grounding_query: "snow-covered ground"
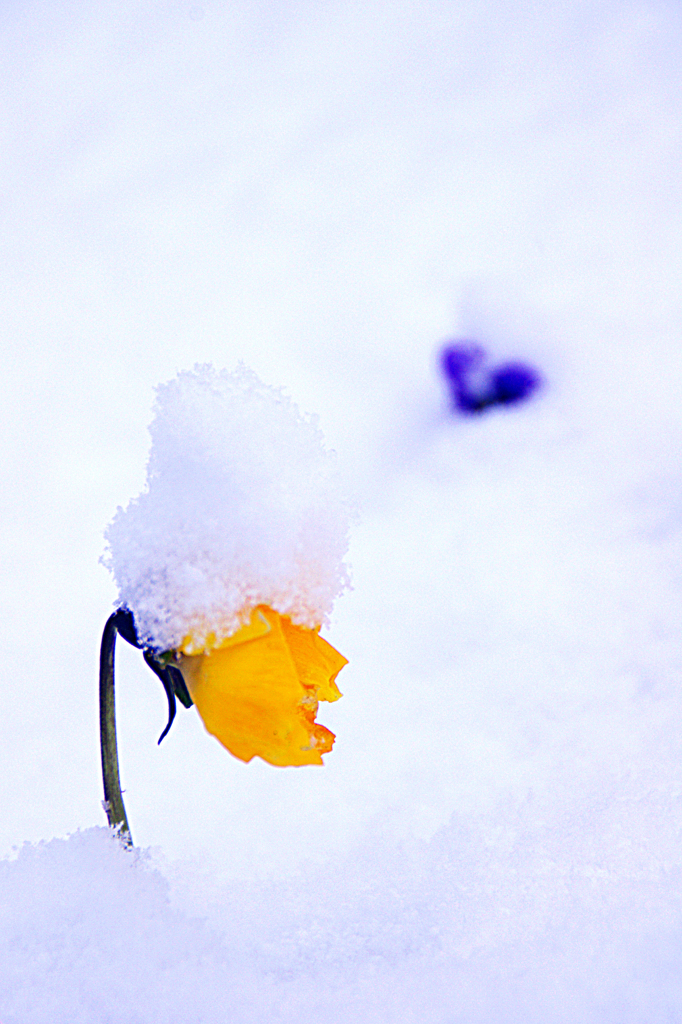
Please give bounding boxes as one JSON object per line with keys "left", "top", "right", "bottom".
{"left": 3, "top": 1, "right": 682, "bottom": 1019}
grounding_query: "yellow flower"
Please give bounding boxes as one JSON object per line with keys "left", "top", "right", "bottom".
{"left": 176, "top": 605, "right": 346, "bottom": 766}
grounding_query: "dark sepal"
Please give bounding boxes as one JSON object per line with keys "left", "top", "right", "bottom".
{"left": 167, "top": 664, "right": 194, "bottom": 709}
{"left": 143, "top": 649, "right": 177, "bottom": 744}
{"left": 112, "top": 608, "right": 194, "bottom": 742}
{"left": 111, "top": 608, "right": 142, "bottom": 649}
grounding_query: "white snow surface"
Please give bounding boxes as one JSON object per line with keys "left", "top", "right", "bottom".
{"left": 104, "top": 363, "right": 350, "bottom": 650}
{"left": 3, "top": 807, "right": 682, "bottom": 1023}
{"left": 3, "top": 0, "right": 682, "bottom": 1020}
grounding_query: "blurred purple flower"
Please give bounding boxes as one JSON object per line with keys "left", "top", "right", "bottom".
{"left": 440, "top": 341, "right": 542, "bottom": 414}
{"left": 440, "top": 342, "right": 485, "bottom": 380}
{"left": 490, "top": 363, "right": 541, "bottom": 404}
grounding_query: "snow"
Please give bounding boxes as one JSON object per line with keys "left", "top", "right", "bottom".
{"left": 104, "top": 363, "right": 350, "bottom": 651}
{"left": 3, "top": 800, "right": 682, "bottom": 1023}
{"left": 2, "top": 0, "right": 682, "bottom": 1020}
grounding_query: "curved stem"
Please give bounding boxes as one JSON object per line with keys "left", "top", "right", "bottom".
{"left": 99, "top": 613, "right": 133, "bottom": 847}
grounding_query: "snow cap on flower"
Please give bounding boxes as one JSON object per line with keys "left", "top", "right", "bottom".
{"left": 103, "top": 363, "right": 350, "bottom": 652}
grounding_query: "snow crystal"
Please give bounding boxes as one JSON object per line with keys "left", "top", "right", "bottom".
{"left": 103, "top": 364, "right": 350, "bottom": 652}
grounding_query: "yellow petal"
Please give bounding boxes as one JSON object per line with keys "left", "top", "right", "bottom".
{"left": 279, "top": 615, "right": 345, "bottom": 703}
{"left": 178, "top": 606, "right": 346, "bottom": 767}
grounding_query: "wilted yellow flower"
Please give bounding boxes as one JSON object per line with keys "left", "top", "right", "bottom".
{"left": 176, "top": 605, "right": 346, "bottom": 766}
{"left": 100, "top": 366, "right": 351, "bottom": 843}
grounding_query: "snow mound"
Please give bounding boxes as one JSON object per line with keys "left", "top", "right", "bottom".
{"left": 103, "top": 364, "right": 350, "bottom": 651}
{"left": 0, "top": 829, "right": 266, "bottom": 1024}
{"left": 3, "top": 807, "right": 682, "bottom": 1024}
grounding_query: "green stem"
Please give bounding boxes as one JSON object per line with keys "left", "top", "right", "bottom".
{"left": 99, "top": 613, "right": 133, "bottom": 847}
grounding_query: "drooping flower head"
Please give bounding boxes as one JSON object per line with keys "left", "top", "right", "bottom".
{"left": 103, "top": 364, "right": 350, "bottom": 766}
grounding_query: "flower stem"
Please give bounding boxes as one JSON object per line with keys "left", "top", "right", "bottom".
{"left": 99, "top": 613, "right": 133, "bottom": 847}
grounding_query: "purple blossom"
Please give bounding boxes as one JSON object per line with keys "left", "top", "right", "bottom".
{"left": 490, "top": 363, "right": 542, "bottom": 405}
{"left": 440, "top": 341, "right": 542, "bottom": 414}
{"left": 440, "top": 342, "right": 485, "bottom": 380}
